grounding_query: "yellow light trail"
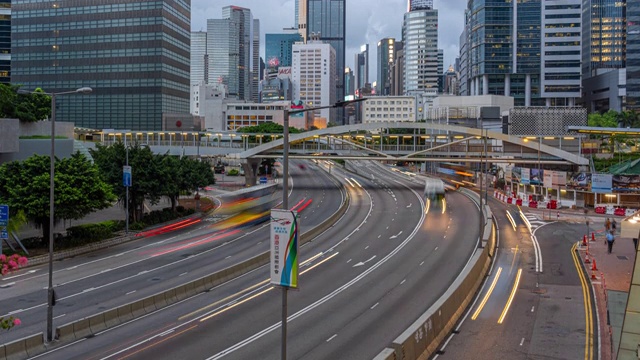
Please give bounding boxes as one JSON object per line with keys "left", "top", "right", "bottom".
{"left": 505, "top": 210, "right": 517, "bottom": 231}
{"left": 497, "top": 268, "right": 522, "bottom": 324}
{"left": 471, "top": 267, "right": 502, "bottom": 320}
{"left": 425, "top": 199, "right": 431, "bottom": 215}
{"left": 441, "top": 198, "right": 447, "bottom": 214}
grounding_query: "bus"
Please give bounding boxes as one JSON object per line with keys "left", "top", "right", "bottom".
{"left": 424, "top": 178, "right": 446, "bottom": 213}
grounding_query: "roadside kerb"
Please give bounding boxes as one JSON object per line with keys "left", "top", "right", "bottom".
{"left": 1, "top": 333, "right": 45, "bottom": 360}
{"left": 38, "top": 183, "right": 349, "bottom": 354}
{"left": 374, "top": 187, "right": 496, "bottom": 360}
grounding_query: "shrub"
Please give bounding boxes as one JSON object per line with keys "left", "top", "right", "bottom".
{"left": 66, "top": 222, "right": 115, "bottom": 246}
{"left": 227, "top": 168, "right": 240, "bottom": 176}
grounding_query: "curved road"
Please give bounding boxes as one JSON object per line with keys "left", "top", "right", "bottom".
{"left": 38, "top": 161, "right": 483, "bottom": 360}
{"left": 0, "top": 160, "right": 342, "bottom": 344}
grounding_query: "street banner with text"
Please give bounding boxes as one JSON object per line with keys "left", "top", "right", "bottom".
{"left": 270, "top": 209, "right": 299, "bottom": 288}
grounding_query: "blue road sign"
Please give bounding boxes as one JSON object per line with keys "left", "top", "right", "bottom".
{"left": 259, "top": 177, "right": 268, "bottom": 184}
{"left": 0, "top": 204, "right": 8, "bottom": 227}
{"left": 0, "top": 228, "right": 7, "bottom": 240}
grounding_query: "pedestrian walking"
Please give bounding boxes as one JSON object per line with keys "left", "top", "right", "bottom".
{"left": 606, "top": 230, "right": 615, "bottom": 254}
{"left": 605, "top": 218, "right": 611, "bottom": 232}
{"left": 612, "top": 218, "right": 617, "bottom": 233}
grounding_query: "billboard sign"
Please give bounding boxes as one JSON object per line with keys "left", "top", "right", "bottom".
{"left": 543, "top": 171, "right": 553, "bottom": 188}
{"left": 277, "top": 66, "right": 292, "bottom": 79}
{"left": 553, "top": 171, "right": 567, "bottom": 186}
{"left": 521, "top": 168, "right": 530, "bottom": 185}
{"left": 591, "top": 174, "right": 613, "bottom": 193}
{"left": 0, "top": 204, "right": 8, "bottom": 240}
{"left": 270, "top": 209, "right": 299, "bottom": 288}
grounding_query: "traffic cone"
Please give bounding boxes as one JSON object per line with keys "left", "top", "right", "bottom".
{"left": 592, "top": 258, "right": 598, "bottom": 271}
{"left": 591, "top": 232, "right": 596, "bottom": 242}
{"left": 585, "top": 250, "right": 591, "bottom": 264}
{"left": 591, "top": 269, "right": 597, "bottom": 280}
{"left": 582, "top": 235, "right": 587, "bottom": 247}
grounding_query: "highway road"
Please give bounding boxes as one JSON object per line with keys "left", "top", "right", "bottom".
{"left": 37, "top": 161, "right": 483, "bottom": 360}
{"left": 437, "top": 196, "right": 596, "bottom": 360}
{"left": 0, "top": 160, "right": 343, "bottom": 345}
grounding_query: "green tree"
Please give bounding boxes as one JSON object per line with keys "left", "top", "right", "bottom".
{"left": 0, "top": 84, "right": 51, "bottom": 122}
{"left": 588, "top": 110, "right": 618, "bottom": 128}
{"left": 0, "top": 153, "right": 115, "bottom": 244}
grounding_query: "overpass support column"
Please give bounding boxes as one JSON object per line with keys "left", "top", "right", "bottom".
{"left": 242, "top": 158, "right": 261, "bottom": 186}
{"left": 504, "top": 74, "right": 511, "bottom": 96}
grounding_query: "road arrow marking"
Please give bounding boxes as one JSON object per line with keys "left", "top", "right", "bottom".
{"left": 353, "top": 255, "right": 376, "bottom": 267}
{"left": 390, "top": 231, "right": 403, "bottom": 239}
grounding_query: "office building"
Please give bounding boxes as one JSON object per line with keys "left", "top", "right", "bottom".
{"left": 292, "top": 41, "right": 336, "bottom": 122}
{"left": 390, "top": 42, "right": 404, "bottom": 96}
{"left": 305, "top": 0, "right": 346, "bottom": 122}
{"left": 629, "top": 0, "right": 640, "bottom": 110}
{"left": 208, "top": 6, "right": 258, "bottom": 101}
{"left": 410, "top": 0, "right": 433, "bottom": 11}
{"left": 377, "top": 38, "right": 396, "bottom": 96}
{"left": 192, "top": 83, "right": 228, "bottom": 130}
{"left": 0, "top": 0, "right": 9, "bottom": 84}
{"left": 541, "top": 0, "right": 582, "bottom": 106}
{"left": 437, "top": 49, "right": 444, "bottom": 93}
{"left": 345, "top": 67, "right": 355, "bottom": 97}
{"left": 362, "top": 96, "right": 416, "bottom": 123}
{"left": 355, "top": 44, "right": 369, "bottom": 91}
{"left": 458, "top": 22, "right": 470, "bottom": 96}
{"left": 265, "top": 30, "right": 302, "bottom": 68}
{"left": 252, "top": 19, "right": 261, "bottom": 103}
{"left": 402, "top": 4, "right": 439, "bottom": 94}
{"left": 581, "top": 0, "right": 627, "bottom": 112}
{"left": 11, "top": 0, "right": 191, "bottom": 130}
{"left": 191, "top": 32, "right": 208, "bottom": 88}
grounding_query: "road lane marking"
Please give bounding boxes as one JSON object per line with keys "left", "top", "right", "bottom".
{"left": 54, "top": 314, "right": 66, "bottom": 320}
{"left": 520, "top": 338, "right": 525, "bottom": 346}
{"left": 371, "top": 302, "right": 379, "bottom": 309}
{"left": 571, "top": 242, "right": 594, "bottom": 360}
{"left": 326, "top": 334, "right": 337, "bottom": 342}
{"left": 400, "top": 279, "right": 406, "bottom": 285}
{"left": 126, "top": 290, "right": 136, "bottom": 295}
{"left": 498, "top": 268, "right": 522, "bottom": 324}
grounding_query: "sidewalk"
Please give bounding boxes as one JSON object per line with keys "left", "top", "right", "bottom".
{"left": 519, "top": 201, "right": 634, "bottom": 360}
{"left": 576, "top": 225, "right": 634, "bottom": 360}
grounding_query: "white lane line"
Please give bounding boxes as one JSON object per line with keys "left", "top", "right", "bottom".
{"left": 126, "top": 290, "right": 136, "bottom": 295}
{"left": 82, "top": 288, "right": 95, "bottom": 293}
{"left": 520, "top": 338, "right": 525, "bottom": 346}
{"left": 400, "top": 279, "right": 406, "bottom": 285}
{"left": 326, "top": 334, "right": 337, "bottom": 342}
{"left": 420, "top": 261, "right": 424, "bottom": 266}
{"left": 531, "top": 306, "right": 535, "bottom": 312}
{"left": 371, "top": 302, "right": 379, "bottom": 309}
{"left": 225, "top": 256, "right": 232, "bottom": 259}
{"left": 54, "top": 314, "right": 66, "bottom": 320}
{"left": 8, "top": 309, "right": 23, "bottom": 315}
{"left": 435, "top": 247, "right": 439, "bottom": 251}
{"left": 159, "top": 329, "right": 175, "bottom": 337}
{"left": 346, "top": 259, "right": 351, "bottom": 264}
{"left": 0, "top": 282, "right": 15, "bottom": 288}
{"left": 365, "top": 246, "right": 369, "bottom": 250}
{"left": 179, "top": 272, "right": 188, "bottom": 277}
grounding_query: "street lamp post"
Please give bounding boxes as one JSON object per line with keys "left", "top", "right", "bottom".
{"left": 279, "top": 97, "right": 366, "bottom": 360}
{"left": 19, "top": 86, "right": 92, "bottom": 342}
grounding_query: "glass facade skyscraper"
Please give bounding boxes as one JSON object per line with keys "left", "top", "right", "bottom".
{"left": 355, "top": 44, "right": 368, "bottom": 90}
{"left": 582, "top": 0, "right": 626, "bottom": 76}
{"left": 11, "top": 0, "right": 191, "bottom": 130}
{"left": 306, "top": 0, "right": 345, "bottom": 121}
{"left": 377, "top": 38, "right": 395, "bottom": 95}
{"left": 628, "top": 0, "right": 640, "bottom": 110}
{"left": 402, "top": 7, "right": 439, "bottom": 93}
{"left": 265, "top": 32, "right": 302, "bottom": 68}
{"left": 0, "top": 0, "right": 9, "bottom": 84}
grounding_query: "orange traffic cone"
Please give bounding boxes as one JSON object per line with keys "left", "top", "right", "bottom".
{"left": 585, "top": 251, "right": 591, "bottom": 264}
{"left": 592, "top": 258, "right": 598, "bottom": 271}
{"left": 582, "top": 235, "right": 587, "bottom": 247}
{"left": 591, "top": 269, "right": 597, "bottom": 280}
{"left": 591, "top": 232, "right": 596, "bottom": 242}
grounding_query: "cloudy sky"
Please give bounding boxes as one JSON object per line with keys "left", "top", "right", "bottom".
{"left": 192, "top": 0, "right": 465, "bottom": 82}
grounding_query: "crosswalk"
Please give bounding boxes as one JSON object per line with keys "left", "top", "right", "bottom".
{"left": 520, "top": 212, "right": 548, "bottom": 232}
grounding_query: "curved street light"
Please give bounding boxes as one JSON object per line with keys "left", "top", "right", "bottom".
{"left": 18, "top": 86, "right": 93, "bottom": 342}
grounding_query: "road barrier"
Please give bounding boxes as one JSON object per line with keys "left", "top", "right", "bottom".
{"left": 374, "top": 187, "right": 496, "bottom": 360}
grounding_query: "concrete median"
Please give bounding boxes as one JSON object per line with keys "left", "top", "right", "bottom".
{"left": 72, "top": 317, "right": 92, "bottom": 340}
{"left": 130, "top": 299, "right": 146, "bottom": 319}
{"left": 153, "top": 292, "right": 168, "bottom": 309}
{"left": 117, "top": 303, "right": 134, "bottom": 323}
{"left": 103, "top": 308, "right": 121, "bottom": 328}
{"left": 3, "top": 335, "right": 28, "bottom": 360}
{"left": 56, "top": 322, "right": 76, "bottom": 343}
{"left": 88, "top": 312, "right": 107, "bottom": 334}
{"left": 3, "top": 333, "right": 45, "bottom": 360}
{"left": 142, "top": 297, "right": 157, "bottom": 314}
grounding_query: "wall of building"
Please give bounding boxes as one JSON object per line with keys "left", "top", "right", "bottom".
{"left": 582, "top": 68, "right": 626, "bottom": 113}
{"left": 363, "top": 96, "right": 416, "bottom": 123}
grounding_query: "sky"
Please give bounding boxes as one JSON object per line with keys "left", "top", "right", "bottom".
{"left": 192, "top": 0, "right": 465, "bottom": 84}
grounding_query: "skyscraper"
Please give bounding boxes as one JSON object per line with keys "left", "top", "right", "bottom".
{"left": 628, "top": 0, "right": 640, "bottom": 110}
{"left": 11, "top": 0, "right": 191, "bottom": 130}
{"left": 462, "top": 0, "right": 542, "bottom": 106}
{"left": 541, "top": 0, "right": 582, "bottom": 106}
{"left": 265, "top": 30, "right": 302, "bottom": 68}
{"left": 410, "top": 0, "right": 433, "bottom": 11}
{"left": 208, "top": 6, "right": 258, "bottom": 101}
{"left": 0, "top": 0, "right": 9, "bottom": 84}
{"left": 377, "top": 38, "right": 396, "bottom": 95}
{"left": 252, "top": 19, "right": 261, "bottom": 102}
{"left": 292, "top": 40, "right": 336, "bottom": 121}
{"left": 581, "top": 0, "right": 627, "bottom": 112}
{"left": 354, "top": 44, "right": 369, "bottom": 91}
{"left": 191, "top": 32, "right": 208, "bottom": 87}
{"left": 437, "top": 49, "right": 444, "bottom": 93}
{"left": 402, "top": 4, "right": 439, "bottom": 94}
{"left": 345, "top": 67, "right": 355, "bottom": 97}
{"left": 306, "top": 0, "right": 346, "bottom": 120}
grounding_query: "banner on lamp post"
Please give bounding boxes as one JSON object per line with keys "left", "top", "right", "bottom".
{"left": 270, "top": 209, "right": 299, "bottom": 288}
{"left": 123, "top": 166, "right": 132, "bottom": 187}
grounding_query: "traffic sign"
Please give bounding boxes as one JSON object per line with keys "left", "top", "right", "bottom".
{"left": 260, "top": 177, "right": 268, "bottom": 184}
{"left": 0, "top": 227, "right": 7, "bottom": 240}
{"left": 0, "top": 204, "right": 8, "bottom": 227}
